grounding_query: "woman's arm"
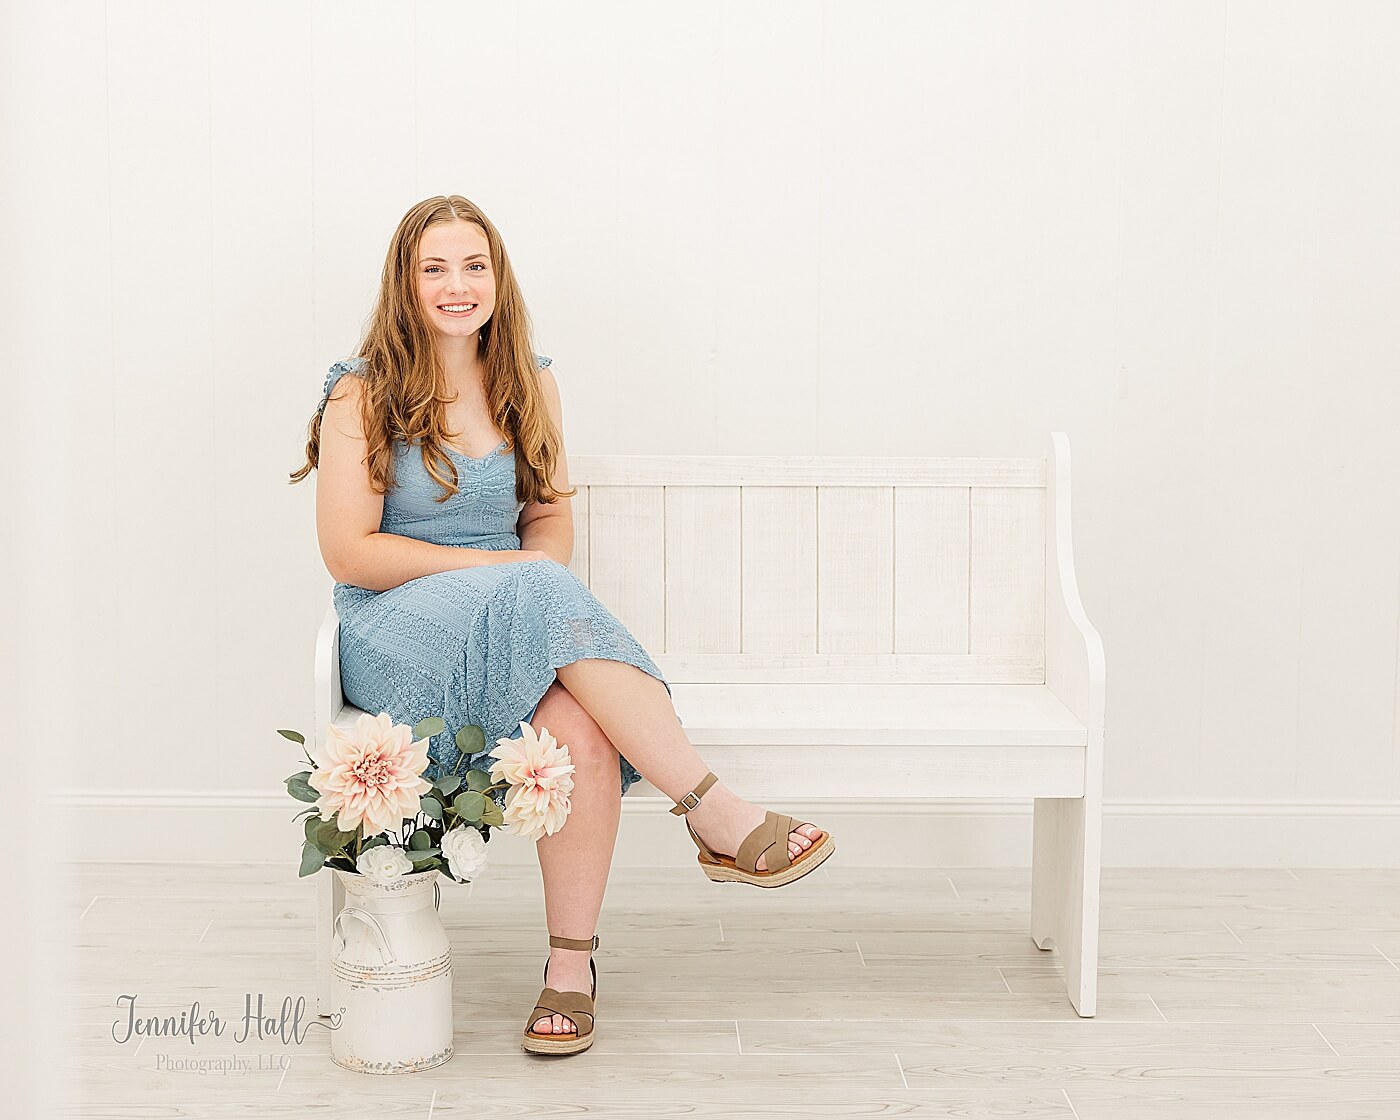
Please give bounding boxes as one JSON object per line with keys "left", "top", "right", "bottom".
{"left": 330, "top": 532, "right": 522, "bottom": 593}
{"left": 516, "top": 362, "right": 575, "bottom": 567}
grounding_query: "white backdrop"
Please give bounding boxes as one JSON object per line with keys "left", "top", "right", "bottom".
{"left": 8, "top": 0, "right": 1399, "bottom": 868}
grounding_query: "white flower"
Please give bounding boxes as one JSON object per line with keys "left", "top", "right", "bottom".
{"left": 441, "top": 825, "right": 489, "bottom": 881}
{"left": 355, "top": 845, "right": 414, "bottom": 885}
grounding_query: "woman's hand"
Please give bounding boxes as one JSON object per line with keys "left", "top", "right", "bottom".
{"left": 502, "top": 549, "right": 550, "bottom": 564}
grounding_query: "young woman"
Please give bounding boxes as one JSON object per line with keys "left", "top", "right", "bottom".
{"left": 291, "top": 195, "right": 834, "bottom": 1055}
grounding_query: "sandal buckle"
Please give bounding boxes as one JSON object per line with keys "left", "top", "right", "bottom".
{"left": 679, "top": 791, "right": 701, "bottom": 811}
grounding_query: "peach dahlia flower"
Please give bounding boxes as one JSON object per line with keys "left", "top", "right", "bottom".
{"left": 488, "top": 721, "right": 576, "bottom": 842}
{"left": 309, "top": 712, "right": 433, "bottom": 836}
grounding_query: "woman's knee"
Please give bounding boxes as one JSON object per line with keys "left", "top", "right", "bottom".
{"left": 530, "top": 680, "right": 617, "bottom": 769}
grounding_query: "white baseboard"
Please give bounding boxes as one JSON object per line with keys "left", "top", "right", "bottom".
{"left": 52, "top": 789, "right": 1400, "bottom": 868}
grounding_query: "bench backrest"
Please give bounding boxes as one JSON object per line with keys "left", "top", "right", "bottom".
{"left": 564, "top": 454, "right": 1047, "bottom": 685}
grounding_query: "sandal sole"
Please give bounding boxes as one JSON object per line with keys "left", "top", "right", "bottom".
{"left": 698, "top": 831, "right": 835, "bottom": 887}
{"left": 522, "top": 1030, "right": 595, "bottom": 1055}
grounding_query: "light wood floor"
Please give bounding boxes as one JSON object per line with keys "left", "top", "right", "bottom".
{"left": 57, "top": 861, "right": 1400, "bottom": 1118}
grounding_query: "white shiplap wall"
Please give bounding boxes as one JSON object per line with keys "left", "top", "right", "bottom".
{"left": 11, "top": 0, "right": 1400, "bottom": 865}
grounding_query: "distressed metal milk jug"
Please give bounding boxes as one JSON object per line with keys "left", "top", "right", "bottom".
{"left": 330, "top": 868, "right": 454, "bottom": 1073}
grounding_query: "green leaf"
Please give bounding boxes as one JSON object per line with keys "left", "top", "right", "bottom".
{"left": 277, "top": 729, "right": 306, "bottom": 745}
{"left": 298, "top": 839, "right": 324, "bottom": 878}
{"left": 291, "top": 807, "right": 319, "bottom": 822}
{"left": 465, "top": 769, "right": 493, "bottom": 792}
{"left": 454, "top": 725, "right": 485, "bottom": 756}
{"left": 480, "top": 801, "right": 504, "bottom": 827}
{"left": 408, "top": 829, "right": 433, "bottom": 851}
{"left": 407, "top": 847, "right": 441, "bottom": 862}
{"left": 435, "top": 774, "right": 461, "bottom": 797}
{"left": 420, "top": 795, "right": 444, "bottom": 822}
{"left": 313, "top": 818, "right": 356, "bottom": 855}
{"left": 414, "top": 716, "right": 446, "bottom": 739}
{"left": 360, "top": 835, "right": 389, "bottom": 851}
{"left": 453, "top": 790, "right": 486, "bottom": 823}
{"left": 304, "top": 815, "right": 324, "bottom": 844}
{"left": 285, "top": 775, "right": 319, "bottom": 804}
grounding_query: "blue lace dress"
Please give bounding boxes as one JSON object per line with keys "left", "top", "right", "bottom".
{"left": 317, "top": 354, "right": 673, "bottom": 797}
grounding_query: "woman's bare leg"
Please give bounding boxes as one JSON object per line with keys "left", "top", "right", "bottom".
{"left": 552, "top": 659, "right": 824, "bottom": 870}
{"left": 526, "top": 680, "right": 622, "bottom": 1036}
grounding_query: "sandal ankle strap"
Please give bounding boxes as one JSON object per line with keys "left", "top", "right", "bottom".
{"left": 549, "top": 933, "right": 599, "bottom": 951}
{"left": 669, "top": 771, "right": 719, "bottom": 815}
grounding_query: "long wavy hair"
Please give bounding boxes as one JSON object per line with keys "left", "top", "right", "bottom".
{"left": 289, "top": 195, "right": 576, "bottom": 507}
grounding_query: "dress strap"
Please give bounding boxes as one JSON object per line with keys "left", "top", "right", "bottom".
{"left": 318, "top": 357, "right": 367, "bottom": 416}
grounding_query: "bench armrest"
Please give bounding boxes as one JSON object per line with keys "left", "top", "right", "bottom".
{"left": 1044, "top": 432, "right": 1106, "bottom": 744}
{"left": 312, "top": 598, "right": 344, "bottom": 758}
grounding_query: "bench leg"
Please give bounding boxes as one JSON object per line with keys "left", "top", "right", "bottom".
{"left": 315, "top": 869, "right": 345, "bottom": 1018}
{"left": 1030, "top": 795, "right": 1102, "bottom": 1017}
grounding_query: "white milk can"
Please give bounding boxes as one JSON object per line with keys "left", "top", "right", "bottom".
{"left": 330, "top": 868, "right": 454, "bottom": 1074}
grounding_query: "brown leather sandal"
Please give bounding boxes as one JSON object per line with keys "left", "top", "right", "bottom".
{"left": 670, "top": 771, "right": 835, "bottom": 887}
{"left": 521, "top": 933, "right": 598, "bottom": 1055}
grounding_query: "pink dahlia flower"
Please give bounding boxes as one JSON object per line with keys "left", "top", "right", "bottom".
{"left": 309, "top": 712, "right": 433, "bottom": 836}
{"left": 488, "top": 721, "right": 576, "bottom": 842}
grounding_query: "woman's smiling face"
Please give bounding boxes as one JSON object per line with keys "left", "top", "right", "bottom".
{"left": 416, "top": 220, "right": 496, "bottom": 339}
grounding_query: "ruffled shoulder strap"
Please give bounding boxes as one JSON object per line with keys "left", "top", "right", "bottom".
{"left": 318, "top": 357, "right": 368, "bottom": 416}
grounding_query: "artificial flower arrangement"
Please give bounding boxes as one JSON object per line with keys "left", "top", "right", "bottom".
{"left": 276, "top": 712, "right": 575, "bottom": 885}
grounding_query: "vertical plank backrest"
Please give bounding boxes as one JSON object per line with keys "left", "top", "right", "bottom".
{"left": 817, "top": 487, "right": 894, "bottom": 652}
{"left": 742, "top": 487, "right": 818, "bottom": 652}
{"left": 970, "top": 487, "right": 1045, "bottom": 658}
{"left": 587, "top": 486, "right": 665, "bottom": 651}
{"left": 893, "top": 487, "right": 972, "bottom": 652}
{"left": 665, "top": 486, "right": 741, "bottom": 652}
{"left": 566, "top": 456, "right": 1046, "bottom": 679}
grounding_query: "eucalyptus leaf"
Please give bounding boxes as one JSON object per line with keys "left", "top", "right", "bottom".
{"left": 335, "top": 828, "right": 358, "bottom": 850}
{"left": 285, "top": 775, "right": 319, "bottom": 804}
{"left": 277, "top": 729, "right": 306, "bottom": 745}
{"left": 480, "top": 801, "right": 504, "bottom": 827}
{"left": 408, "top": 848, "right": 441, "bottom": 862}
{"left": 420, "top": 795, "right": 443, "bottom": 821}
{"left": 291, "top": 807, "right": 319, "bottom": 822}
{"left": 360, "top": 835, "right": 389, "bottom": 851}
{"left": 414, "top": 716, "right": 446, "bottom": 739}
{"left": 435, "top": 774, "right": 461, "bottom": 797}
{"left": 298, "top": 839, "right": 324, "bottom": 878}
{"left": 314, "top": 818, "right": 351, "bottom": 854}
{"left": 454, "top": 725, "right": 485, "bottom": 756}
{"left": 408, "top": 829, "right": 432, "bottom": 851}
{"left": 453, "top": 790, "right": 486, "bottom": 823}
{"left": 465, "top": 769, "right": 493, "bottom": 792}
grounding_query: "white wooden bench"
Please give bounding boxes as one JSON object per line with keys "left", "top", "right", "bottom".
{"left": 314, "top": 431, "right": 1106, "bottom": 1016}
